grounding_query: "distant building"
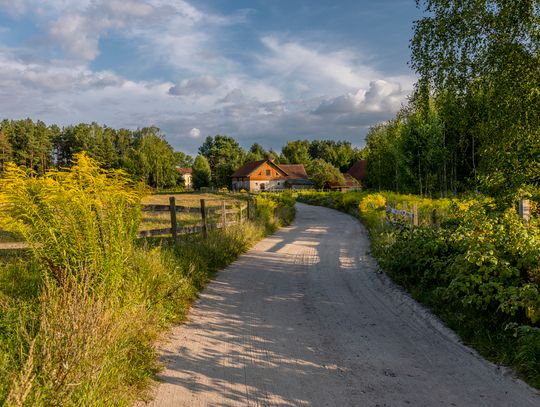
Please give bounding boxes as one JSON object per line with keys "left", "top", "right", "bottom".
{"left": 231, "top": 159, "right": 313, "bottom": 191}
{"left": 346, "top": 160, "right": 367, "bottom": 183}
{"left": 176, "top": 167, "right": 193, "bottom": 189}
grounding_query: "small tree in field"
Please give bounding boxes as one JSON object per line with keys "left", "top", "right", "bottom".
{"left": 192, "top": 155, "right": 211, "bottom": 189}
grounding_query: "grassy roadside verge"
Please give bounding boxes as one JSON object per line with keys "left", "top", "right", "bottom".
{"left": 297, "top": 191, "right": 540, "bottom": 389}
{"left": 0, "top": 155, "right": 295, "bottom": 406}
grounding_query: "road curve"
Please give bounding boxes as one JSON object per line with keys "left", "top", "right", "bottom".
{"left": 147, "top": 203, "right": 540, "bottom": 407}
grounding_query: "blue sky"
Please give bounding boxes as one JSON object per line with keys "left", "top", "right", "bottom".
{"left": 0, "top": 0, "right": 422, "bottom": 155}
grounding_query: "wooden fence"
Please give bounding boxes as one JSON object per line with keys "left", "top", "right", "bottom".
{"left": 138, "top": 197, "right": 251, "bottom": 239}
{"left": 386, "top": 199, "right": 532, "bottom": 227}
{"left": 385, "top": 200, "right": 419, "bottom": 226}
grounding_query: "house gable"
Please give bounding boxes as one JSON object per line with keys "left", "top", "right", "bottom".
{"left": 232, "top": 160, "right": 288, "bottom": 181}
{"left": 249, "top": 161, "right": 288, "bottom": 181}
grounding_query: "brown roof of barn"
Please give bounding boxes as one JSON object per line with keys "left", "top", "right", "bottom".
{"left": 176, "top": 167, "right": 193, "bottom": 174}
{"left": 279, "top": 164, "right": 308, "bottom": 179}
{"left": 347, "top": 160, "right": 367, "bottom": 181}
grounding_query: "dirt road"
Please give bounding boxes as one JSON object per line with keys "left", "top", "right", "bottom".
{"left": 147, "top": 203, "right": 540, "bottom": 407}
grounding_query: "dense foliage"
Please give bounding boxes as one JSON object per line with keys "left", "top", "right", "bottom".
{"left": 364, "top": 1, "right": 540, "bottom": 200}
{"left": 192, "top": 155, "right": 212, "bottom": 189}
{"left": 306, "top": 159, "right": 345, "bottom": 189}
{"left": 0, "top": 119, "right": 187, "bottom": 189}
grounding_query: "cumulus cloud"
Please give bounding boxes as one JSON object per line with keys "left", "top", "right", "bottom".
{"left": 45, "top": 0, "right": 204, "bottom": 62}
{"left": 169, "top": 75, "right": 220, "bottom": 96}
{"left": 312, "top": 80, "right": 409, "bottom": 118}
{"left": 259, "top": 36, "right": 378, "bottom": 95}
{"left": 49, "top": 13, "right": 104, "bottom": 61}
{"left": 0, "top": 50, "right": 124, "bottom": 91}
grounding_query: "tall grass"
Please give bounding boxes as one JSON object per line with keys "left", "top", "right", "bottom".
{"left": 0, "top": 155, "right": 294, "bottom": 405}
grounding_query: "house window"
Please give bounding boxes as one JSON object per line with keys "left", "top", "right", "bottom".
{"left": 266, "top": 170, "right": 271, "bottom": 176}
{"left": 277, "top": 182, "right": 280, "bottom": 185}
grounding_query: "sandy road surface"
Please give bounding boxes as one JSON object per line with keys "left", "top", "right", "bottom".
{"left": 0, "top": 242, "right": 30, "bottom": 250}
{"left": 147, "top": 203, "right": 540, "bottom": 407}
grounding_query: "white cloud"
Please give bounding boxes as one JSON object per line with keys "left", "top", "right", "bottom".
{"left": 189, "top": 127, "right": 201, "bottom": 138}
{"left": 0, "top": 0, "right": 92, "bottom": 18}
{"left": 49, "top": 13, "right": 105, "bottom": 61}
{"left": 169, "top": 75, "right": 220, "bottom": 96}
{"left": 0, "top": 0, "right": 26, "bottom": 16}
{"left": 313, "top": 80, "right": 408, "bottom": 116}
{"left": 45, "top": 0, "right": 206, "bottom": 63}
{"left": 104, "top": 0, "right": 154, "bottom": 18}
{"left": 216, "top": 88, "right": 245, "bottom": 104}
{"left": 259, "top": 36, "right": 378, "bottom": 95}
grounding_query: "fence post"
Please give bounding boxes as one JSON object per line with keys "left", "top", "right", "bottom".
{"left": 169, "top": 196, "right": 177, "bottom": 240}
{"left": 200, "top": 199, "right": 208, "bottom": 238}
{"left": 222, "top": 200, "right": 226, "bottom": 228}
{"left": 412, "top": 203, "right": 418, "bottom": 226}
{"left": 239, "top": 201, "right": 244, "bottom": 224}
{"left": 247, "top": 198, "right": 253, "bottom": 220}
{"left": 519, "top": 199, "right": 530, "bottom": 224}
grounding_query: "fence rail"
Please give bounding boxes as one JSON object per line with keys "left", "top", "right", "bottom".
{"left": 385, "top": 199, "right": 531, "bottom": 228}
{"left": 138, "top": 197, "right": 251, "bottom": 240}
{"left": 0, "top": 197, "right": 253, "bottom": 250}
{"left": 385, "top": 200, "right": 418, "bottom": 226}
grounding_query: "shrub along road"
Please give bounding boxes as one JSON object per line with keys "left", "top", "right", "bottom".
{"left": 146, "top": 203, "right": 540, "bottom": 406}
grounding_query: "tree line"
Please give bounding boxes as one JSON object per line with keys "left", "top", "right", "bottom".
{"left": 362, "top": 0, "right": 540, "bottom": 201}
{"left": 0, "top": 119, "right": 194, "bottom": 189}
{"left": 0, "top": 119, "right": 363, "bottom": 189}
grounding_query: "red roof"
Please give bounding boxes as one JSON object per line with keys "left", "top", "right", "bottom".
{"left": 231, "top": 160, "right": 268, "bottom": 177}
{"left": 347, "top": 160, "right": 367, "bottom": 181}
{"left": 279, "top": 164, "right": 308, "bottom": 180}
{"left": 176, "top": 167, "right": 193, "bottom": 174}
{"left": 231, "top": 160, "right": 310, "bottom": 180}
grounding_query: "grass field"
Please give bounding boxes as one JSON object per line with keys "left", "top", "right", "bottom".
{"left": 142, "top": 192, "right": 247, "bottom": 206}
